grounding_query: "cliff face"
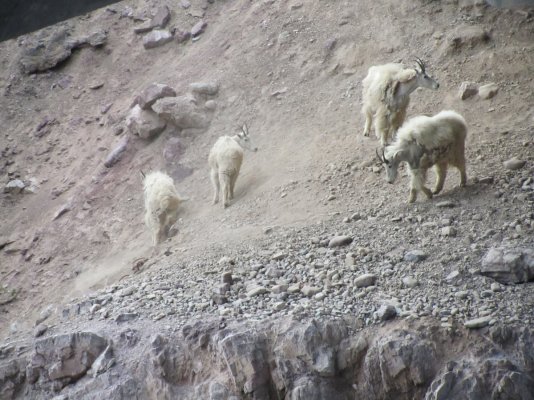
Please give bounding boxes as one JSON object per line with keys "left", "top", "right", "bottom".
{"left": 0, "top": 0, "right": 533, "bottom": 398}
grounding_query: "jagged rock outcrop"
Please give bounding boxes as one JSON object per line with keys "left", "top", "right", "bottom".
{"left": 2, "top": 318, "right": 533, "bottom": 400}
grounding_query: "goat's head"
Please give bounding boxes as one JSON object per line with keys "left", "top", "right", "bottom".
{"left": 414, "top": 57, "right": 439, "bottom": 90}
{"left": 376, "top": 147, "right": 401, "bottom": 184}
{"left": 235, "top": 123, "right": 258, "bottom": 152}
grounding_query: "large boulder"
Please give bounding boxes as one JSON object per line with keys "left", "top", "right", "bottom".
{"left": 126, "top": 105, "right": 166, "bottom": 139}
{"left": 152, "top": 95, "right": 211, "bottom": 130}
{"left": 481, "top": 247, "right": 534, "bottom": 284}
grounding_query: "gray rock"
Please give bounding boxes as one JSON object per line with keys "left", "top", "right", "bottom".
{"left": 27, "top": 332, "right": 108, "bottom": 387}
{"left": 151, "top": 6, "right": 171, "bottom": 29}
{"left": 91, "top": 343, "right": 115, "bottom": 377}
{"left": 458, "top": 81, "right": 478, "bottom": 100}
{"left": 404, "top": 250, "right": 428, "bottom": 262}
{"left": 190, "top": 81, "right": 220, "bottom": 96}
{"left": 104, "top": 137, "right": 128, "bottom": 168}
{"left": 53, "top": 204, "right": 71, "bottom": 220}
{"left": 436, "top": 200, "right": 457, "bottom": 208}
{"left": 376, "top": 304, "right": 397, "bottom": 321}
{"left": 247, "top": 286, "right": 267, "bottom": 297}
{"left": 441, "top": 226, "right": 457, "bottom": 237}
{"left": 152, "top": 95, "right": 211, "bottom": 130}
{"left": 4, "top": 179, "right": 25, "bottom": 194}
{"left": 481, "top": 247, "right": 534, "bottom": 284}
{"left": 464, "top": 316, "right": 492, "bottom": 329}
{"left": 126, "top": 105, "right": 166, "bottom": 139}
{"left": 115, "top": 313, "right": 139, "bottom": 323}
{"left": 328, "top": 235, "right": 353, "bottom": 248}
{"left": 143, "top": 30, "right": 173, "bottom": 49}
{"left": 191, "top": 20, "right": 207, "bottom": 37}
{"left": 354, "top": 273, "right": 377, "bottom": 288}
{"left": 272, "top": 252, "right": 287, "bottom": 261}
{"left": 503, "top": 157, "right": 526, "bottom": 170}
{"left": 301, "top": 285, "right": 321, "bottom": 297}
{"left": 221, "top": 272, "right": 233, "bottom": 285}
{"left": 445, "top": 270, "right": 461, "bottom": 283}
{"left": 34, "top": 324, "right": 48, "bottom": 337}
{"left": 19, "top": 27, "right": 107, "bottom": 74}
{"left": 478, "top": 83, "right": 499, "bottom": 99}
{"left": 133, "top": 83, "right": 176, "bottom": 110}
{"left": 118, "top": 286, "right": 136, "bottom": 297}
{"left": 402, "top": 276, "right": 418, "bottom": 288}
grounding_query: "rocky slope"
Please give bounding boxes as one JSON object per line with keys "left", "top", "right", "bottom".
{"left": 0, "top": 0, "right": 533, "bottom": 399}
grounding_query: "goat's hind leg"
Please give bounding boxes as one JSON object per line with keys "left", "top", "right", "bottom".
{"left": 362, "top": 106, "right": 372, "bottom": 137}
{"left": 220, "top": 173, "right": 231, "bottom": 208}
{"left": 210, "top": 168, "right": 220, "bottom": 204}
{"left": 433, "top": 161, "right": 448, "bottom": 194}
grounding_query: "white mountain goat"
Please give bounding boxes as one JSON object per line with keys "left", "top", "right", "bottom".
{"left": 142, "top": 171, "right": 187, "bottom": 245}
{"left": 209, "top": 124, "right": 258, "bottom": 208}
{"left": 362, "top": 58, "right": 439, "bottom": 146}
{"left": 376, "top": 110, "right": 467, "bottom": 203}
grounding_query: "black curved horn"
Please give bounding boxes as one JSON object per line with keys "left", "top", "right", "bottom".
{"left": 414, "top": 57, "right": 426, "bottom": 73}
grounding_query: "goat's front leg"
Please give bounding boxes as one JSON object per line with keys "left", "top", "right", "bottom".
{"left": 210, "top": 168, "right": 220, "bottom": 204}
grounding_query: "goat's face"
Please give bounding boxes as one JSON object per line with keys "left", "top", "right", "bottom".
{"left": 376, "top": 148, "right": 400, "bottom": 184}
{"left": 236, "top": 123, "right": 258, "bottom": 152}
{"left": 414, "top": 58, "right": 439, "bottom": 90}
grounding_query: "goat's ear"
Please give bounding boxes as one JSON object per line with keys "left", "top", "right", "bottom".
{"left": 396, "top": 69, "right": 417, "bottom": 83}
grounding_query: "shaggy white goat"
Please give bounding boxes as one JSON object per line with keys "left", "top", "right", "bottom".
{"left": 142, "top": 171, "right": 187, "bottom": 245}
{"left": 362, "top": 58, "right": 439, "bottom": 146}
{"left": 377, "top": 110, "right": 467, "bottom": 203}
{"left": 209, "top": 124, "right": 258, "bottom": 208}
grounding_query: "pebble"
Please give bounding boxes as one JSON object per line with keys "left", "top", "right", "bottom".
{"left": 441, "top": 226, "right": 457, "bottom": 237}
{"left": 247, "top": 286, "right": 267, "bottom": 297}
{"left": 402, "top": 276, "right": 418, "bottom": 288}
{"left": 376, "top": 305, "right": 397, "bottom": 321}
{"left": 328, "top": 235, "right": 353, "bottom": 248}
{"left": 503, "top": 157, "right": 526, "bottom": 171}
{"left": 34, "top": 324, "right": 48, "bottom": 337}
{"left": 354, "top": 274, "right": 377, "bottom": 288}
{"left": 221, "top": 272, "right": 233, "bottom": 285}
{"left": 404, "top": 250, "right": 428, "bottom": 262}
{"left": 271, "top": 252, "right": 287, "bottom": 261}
{"left": 301, "top": 286, "right": 321, "bottom": 297}
{"left": 118, "top": 287, "right": 136, "bottom": 297}
{"left": 464, "top": 316, "right": 492, "bottom": 329}
{"left": 115, "top": 313, "right": 139, "bottom": 323}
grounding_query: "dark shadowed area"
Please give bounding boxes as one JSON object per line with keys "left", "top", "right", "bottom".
{"left": 0, "top": 0, "right": 122, "bottom": 42}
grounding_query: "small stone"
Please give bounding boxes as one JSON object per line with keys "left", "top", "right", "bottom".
{"left": 455, "top": 291, "right": 469, "bottom": 299}
{"left": 89, "top": 82, "right": 104, "bottom": 90}
{"left": 247, "top": 286, "right": 267, "bottom": 297}
{"left": 190, "top": 81, "right": 219, "bottom": 96}
{"left": 133, "top": 83, "right": 176, "bottom": 110}
{"left": 445, "top": 270, "right": 461, "bottom": 283}
{"left": 301, "top": 285, "right": 321, "bottom": 297}
{"left": 288, "top": 284, "right": 301, "bottom": 293}
{"left": 490, "top": 282, "right": 503, "bottom": 292}
{"left": 441, "top": 226, "right": 457, "bottom": 237}
{"left": 404, "top": 250, "right": 428, "bottom": 262}
{"left": 272, "top": 284, "right": 288, "bottom": 294}
{"left": 53, "top": 204, "right": 71, "bottom": 220}
{"left": 354, "top": 273, "right": 377, "bottom": 288}
{"left": 4, "top": 179, "right": 25, "bottom": 194}
{"left": 503, "top": 157, "right": 526, "bottom": 171}
{"left": 191, "top": 20, "right": 207, "bottom": 37}
{"left": 328, "top": 235, "right": 353, "bottom": 248}
{"left": 459, "top": 81, "right": 478, "bottom": 100}
{"left": 464, "top": 316, "right": 492, "bottom": 329}
{"left": 272, "top": 252, "right": 287, "bottom": 261}
{"left": 154, "top": 313, "right": 165, "bottom": 321}
{"left": 402, "top": 276, "right": 418, "bottom": 288}
{"left": 345, "top": 253, "right": 355, "bottom": 266}
{"left": 436, "top": 201, "right": 456, "bottom": 208}
{"left": 218, "top": 256, "right": 234, "bottom": 265}
{"left": 34, "top": 324, "right": 48, "bottom": 337}
{"left": 273, "top": 302, "right": 286, "bottom": 311}
{"left": 90, "top": 304, "right": 101, "bottom": 314}
{"left": 478, "top": 83, "right": 499, "bottom": 99}
{"left": 376, "top": 304, "right": 397, "bottom": 321}
{"left": 118, "top": 286, "right": 136, "bottom": 297}
{"left": 143, "top": 30, "right": 173, "bottom": 49}
{"left": 151, "top": 5, "right": 171, "bottom": 29}
{"left": 115, "top": 313, "right": 139, "bottom": 323}
{"left": 221, "top": 271, "right": 233, "bottom": 285}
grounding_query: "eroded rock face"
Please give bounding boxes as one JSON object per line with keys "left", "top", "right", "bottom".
{"left": 1, "top": 319, "right": 533, "bottom": 400}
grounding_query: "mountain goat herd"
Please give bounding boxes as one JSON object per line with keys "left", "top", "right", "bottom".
{"left": 141, "top": 57, "right": 469, "bottom": 245}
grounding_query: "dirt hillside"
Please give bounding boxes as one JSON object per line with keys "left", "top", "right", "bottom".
{"left": 0, "top": 0, "right": 533, "bottom": 340}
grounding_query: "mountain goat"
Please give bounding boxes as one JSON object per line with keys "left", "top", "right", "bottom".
{"left": 362, "top": 58, "right": 439, "bottom": 146}
{"left": 376, "top": 110, "right": 467, "bottom": 203}
{"left": 209, "top": 123, "right": 258, "bottom": 208}
{"left": 142, "top": 171, "right": 187, "bottom": 245}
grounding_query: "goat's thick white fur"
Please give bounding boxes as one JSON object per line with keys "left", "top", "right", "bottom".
{"left": 143, "top": 171, "right": 185, "bottom": 245}
{"left": 362, "top": 62, "right": 438, "bottom": 146}
{"left": 383, "top": 110, "right": 467, "bottom": 203}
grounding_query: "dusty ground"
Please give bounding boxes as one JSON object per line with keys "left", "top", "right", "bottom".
{"left": 0, "top": 0, "right": 533, "bottom": 339}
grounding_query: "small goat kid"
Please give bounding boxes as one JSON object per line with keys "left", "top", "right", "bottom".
{"left": 362, "top": 58, "right": 439, "bottom": 146}
{"left": 377, "top": 110, "right": 467, "bottom": 203}
{"left": 209, "top": 124, "right": 258, "bottom": 208}
{"left": 142, "top": 171, "right": 187, "bottom": 245}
